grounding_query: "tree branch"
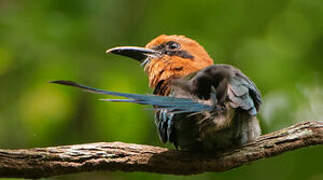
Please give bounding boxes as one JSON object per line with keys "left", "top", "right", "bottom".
{"left": 0, "top": 121, "right": 322, "bottom": 178}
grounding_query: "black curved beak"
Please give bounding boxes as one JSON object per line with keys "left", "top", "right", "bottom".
{"left": 106, "top": 46, "right": 160, "bottom": 63}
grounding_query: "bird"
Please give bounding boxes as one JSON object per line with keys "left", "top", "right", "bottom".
{"left": 51, "top": 34, "right": 262, "bottom": 152}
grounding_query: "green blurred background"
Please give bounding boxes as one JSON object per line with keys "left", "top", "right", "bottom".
{"left": 0, "top": 0, "right": 322, "bottom": 179}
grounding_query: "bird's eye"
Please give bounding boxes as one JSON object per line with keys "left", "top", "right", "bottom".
{"left": 166, "top": 41, "right": 180, "bottom": 50}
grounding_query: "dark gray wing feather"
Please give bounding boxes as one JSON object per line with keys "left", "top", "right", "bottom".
{"left": 227, "top": 75, "right": 261, "bottom": 115}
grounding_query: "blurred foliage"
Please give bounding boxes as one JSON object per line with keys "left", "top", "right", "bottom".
{"left": 0, "top": 0, "right": 322, "bottom": 179}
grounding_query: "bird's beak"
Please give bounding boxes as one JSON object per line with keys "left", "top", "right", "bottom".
{"left": 106, "top": 46, "right": 160, "bottom": 63}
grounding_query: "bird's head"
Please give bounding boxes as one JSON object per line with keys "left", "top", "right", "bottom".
{"left": 106, "top": 35, "right": 213, "bottom": 92}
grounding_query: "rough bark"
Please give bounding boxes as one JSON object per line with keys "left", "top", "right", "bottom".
{"left": 0, "top": 121, "right": 322, "bottom": 179}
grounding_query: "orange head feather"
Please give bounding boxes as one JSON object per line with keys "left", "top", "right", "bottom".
{"left": 143, "top": 35, "right": 213, "bottom": 90}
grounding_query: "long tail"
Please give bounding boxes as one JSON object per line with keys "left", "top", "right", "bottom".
{"left": 50, "top": 80, "right": 212, "bottom": 113}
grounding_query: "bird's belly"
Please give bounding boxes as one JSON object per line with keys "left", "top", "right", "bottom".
{"left": 173, "top": 109, "right": 259, "bottom": 152}
{"left": 175, "top": 120, "right": 237, "bottom": 151}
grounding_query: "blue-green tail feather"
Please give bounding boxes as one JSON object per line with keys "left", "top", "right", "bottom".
{"left": 50, "top": 80, "right": 212, "bottom": 113}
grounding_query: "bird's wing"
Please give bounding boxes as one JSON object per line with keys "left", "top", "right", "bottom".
{"left": 176, "top": 64, "right": 262, "bottom": 116}
{"left": 227, "top": 72, "right": 262, "bottom": 116}
{"left": 50, "top": 80, "right": 212, "bottom": 113}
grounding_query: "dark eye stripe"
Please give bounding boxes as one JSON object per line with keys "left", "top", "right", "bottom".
{"left": 151, "top": 42, "right": 194, "bottom": 60}
{"left": 152, "top": 44, "right": 165, "bottom": 51}
{"left": 168, "top": 50, "right": 194, "bottom": 59}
